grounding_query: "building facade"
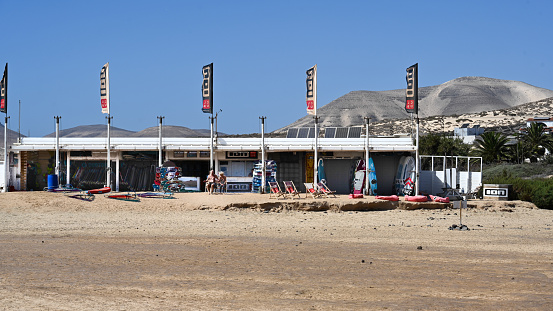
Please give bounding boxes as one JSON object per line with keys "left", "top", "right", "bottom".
{"left": 10, "top": 135, "right": 416, "bottom": 195}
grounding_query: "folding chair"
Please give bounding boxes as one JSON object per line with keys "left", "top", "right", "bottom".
{"left": 283, "top": 181, "right": 301, "bottom": 199}
{"left": 269, "top": 181, "right": 287, "bottom": 199}
{"left": 304, "top": 182, "right": 320, "bottom": 198}
{"left": 317, "top": 182, "right": 337, "bottom": 198}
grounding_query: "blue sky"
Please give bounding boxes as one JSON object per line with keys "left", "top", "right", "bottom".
{"left": 1, "top": 0, "right": 552, "bottom": 136}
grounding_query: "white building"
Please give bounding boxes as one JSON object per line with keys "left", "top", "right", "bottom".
{"left": 453, "top": 124, "right": 485, "bottom": 144}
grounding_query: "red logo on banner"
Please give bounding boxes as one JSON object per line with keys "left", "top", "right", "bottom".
{"left": 406, "top": 100, "right": 414, "bottom": 110}
{"left": 101, "top": 99, "right": 107, "bottom": 109}
{"left": 306, "top": 100, "right": 314, "bottom": 110}
{"left": 203, "top": 99, "right": 210, "bottom": 109}
{"left": 0, "top": 99, "right": 4, "bottom": 109}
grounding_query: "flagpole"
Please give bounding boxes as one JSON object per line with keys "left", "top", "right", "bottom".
{"left": 364, "top": 117, "right": 371, "bottom": 195}
{"left": 314, "top": 116, "right": 318, "bottom": 185}
{"left": 415, "top": 116, "right": 420, "bottom": 195}
{"left": 106, "top": 65, "right": 111, "bottom": 189}
{"left": 107, "top": 114, "right": 111, "bottom": 189}
{"left": 158, "top": 116, "right": 164, "bottom": 167}
{"left": 260, "top": 116, "right": 266, "bottom": 194}
{"left": 54, "top": 116, "right": 61, "bottom": 186}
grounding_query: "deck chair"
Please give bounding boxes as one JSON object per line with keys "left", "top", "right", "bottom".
{"left": 269, "top": 181, "right": 287, "bottom": 199}
{"left": 317, "top": 182, "right": 337, "bottom": 198}
{"left": 283, "top": 181, "right": 301, "bottom": 199}
{"left": 304, "top": 182, "right": 320, "bottom": 198}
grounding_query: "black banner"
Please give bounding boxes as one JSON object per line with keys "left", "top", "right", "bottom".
{"left": 405, "top": 63, "right": 418, "bottom": 114}
{"left": 0, "top": 63, "right": 7, "bottom": 114}
{"left": 202, "top": 63, "right": 213, "bottom": 114}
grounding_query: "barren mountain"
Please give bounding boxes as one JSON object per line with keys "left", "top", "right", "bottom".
{"left": 131, "top": 126, "right": 210, "bottom": 137}
{"left": 43, "top": 124, "right": 135, "bottom": 138}
{"left": 276, "top": 77, "right": 553, "bottom": 132}
{"left": 370, "top": 96, "right": 553, "bottom": 136}
{"left": 43, "top": 124, "right": 216, "bottom": 138}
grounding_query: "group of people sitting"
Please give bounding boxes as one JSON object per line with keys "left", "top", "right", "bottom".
{"left": 205, "top": 170, "right": 227, "bottom": 194}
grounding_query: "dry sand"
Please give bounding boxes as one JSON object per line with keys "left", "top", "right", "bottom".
{"left": 1, "top": 191, "right": 552, "bottom": 310}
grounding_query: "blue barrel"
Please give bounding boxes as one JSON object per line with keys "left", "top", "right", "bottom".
{"left": 47, "top": 174, "right": 59, "bottom": 190}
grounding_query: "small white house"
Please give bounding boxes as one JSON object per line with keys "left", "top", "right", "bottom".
{"left": 453, "top": 124, "right": 485, "bottom": 144}
{"left": 526, "top": 117, "right": 553, "bottom": 132}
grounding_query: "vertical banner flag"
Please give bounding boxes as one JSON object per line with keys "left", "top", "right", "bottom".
{"left": 100, "top": 63, "right": 110, "bottom": 114}
{"left": 405, "top": 63, "right": 418, "bottom": 114}
{"left": 0, "top": 63, "right": 7, "bottom": 114}
{"left": 202, "top": 63, "right": 213, "bottom": 114}
{"left": 306, "top": 65, "right": 317, "bottom": 115}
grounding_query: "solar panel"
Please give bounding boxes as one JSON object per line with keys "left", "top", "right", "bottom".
{"left": 348, "top": 127, "right": 362, "bottom": 138}
{"left": 461, "top": 123, "right": 469, "bottom": 128}
{"left": 307, "top": 127, "right": 316, "bottom": 138}
{"left": 335, "top": 127, "right": 349, "bottom": 138}
{"left": 297, "top": 127, "right": 310, "bottom": 138}
{"left": 286, "top": 128, "right": 298, "bottom": 138}
{"left": 325, "top": 127, "right": 336, "bottom": 138}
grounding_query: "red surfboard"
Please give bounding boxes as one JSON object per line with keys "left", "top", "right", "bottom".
{"left": 87, "top": 187, "right": 111, "bottom": 194}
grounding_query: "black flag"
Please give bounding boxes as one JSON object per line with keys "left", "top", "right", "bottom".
{"left": 405, "top": 63, "right": 418, "bottom": 114}
{"left": 0, "top": 63, "right": 7, "bottom": 114}
{"left": 202, "top": 63, "right": 213, "bottom": 114}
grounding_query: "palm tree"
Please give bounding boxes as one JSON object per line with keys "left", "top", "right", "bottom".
{"left": 471, "top": 131, "right": 509, "bottom": 163}
{"left": 521, "top": 122, "right": 553, "bottom": 162}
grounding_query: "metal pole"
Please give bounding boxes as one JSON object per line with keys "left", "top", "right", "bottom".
{"left": 209, "top": 115, "right": 214, "bottom": 171}
{"left": 54, "top": 116, "right": 61, "bottom": 185}
{"left": 157, "top": 116, "right": 164, "bottom": 167}
{"left": 66, "top": 152, "right": 71, "bottom": 187}
{"left": 106, "top": 115, "right": 111, "bottom": 188}
{"left": 314, "top": 116, "right": 318, "bottom": 184}
{"left": 18, "top": 100, "right": 21, "bottom": 143}
{"left": 415, "top": 116, "right": 420, "bottom": 196}
{"left": 115, "top": 154, "right": 120, "bottom": 192}
{"left": 260, "top": 116, "right": 266, "bottom": 194}
{"left": 364, "top": 117, "right": 371, "bottom": 195}
{"left": 3, "top": 116, "right": 8, "bottom": 192}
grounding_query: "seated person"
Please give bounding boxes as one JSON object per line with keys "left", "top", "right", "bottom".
{"left": 205, "top": 170, "right": 218, "bottom": 194}
{"left": 218, "top": 172, "right": 227, "bottom": 192}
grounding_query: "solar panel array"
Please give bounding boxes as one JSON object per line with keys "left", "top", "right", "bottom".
{"left": 287, "top": 127, "right": 362, "bottom": 138}
{"left": 335, "top": 127, "right": 349, "bottom": 138}
{"left": 297, "top": 128, "right": 310, "bottom": 138}
{"left": 286, "top": 128, "right": 299, "bottom": 138}
{"left": 323, "top": 127, "right": 363, "bottom": 138}
{"left": 348, "top": 127, "right": 362, "bottom": 138}
{"left": 324, "top": 127, "right": 336, "bottom": 138}
{"left": 286, "top": 127, "right": 316, "bottom": 138}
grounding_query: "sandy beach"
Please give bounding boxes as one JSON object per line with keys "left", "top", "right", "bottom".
{"left": 0, "top": 191, "right": 552, "bottom": 310}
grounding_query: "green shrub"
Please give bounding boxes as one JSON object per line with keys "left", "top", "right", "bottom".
{"left": 482, "top": 175, "right": 553, "bottom": 209}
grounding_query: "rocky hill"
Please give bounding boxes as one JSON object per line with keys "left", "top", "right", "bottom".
{"left": 369, "top": 96, "right": 553, "bottom": 136}
{"left": 276, "top": 77, "right": 553, "bottom": 132}
{"left": 43, "top": 124, "right": 216, "bottom": 138}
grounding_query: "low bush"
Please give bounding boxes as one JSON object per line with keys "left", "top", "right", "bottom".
{"left": 482, "top": 173, "right": 553, "bottom": 209}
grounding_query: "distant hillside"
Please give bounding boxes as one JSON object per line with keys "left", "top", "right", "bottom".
{"left": 276, "top": 77, "right": 553, "bottom": 132}
{"left": 43, "top": 125, "right": 220, "bottom": 138}
{"left": 369, "top": 96, "right": 553, "bottom": 136}
{"left": 43, "top": 124, "right": 135, "bottom": 138}
{"left": 132, "top": 126, "right": 210, "bottom": 137}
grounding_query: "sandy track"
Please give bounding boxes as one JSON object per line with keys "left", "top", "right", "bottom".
{"left": 0, "top": 192, "right": 552, "bottom": 310}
